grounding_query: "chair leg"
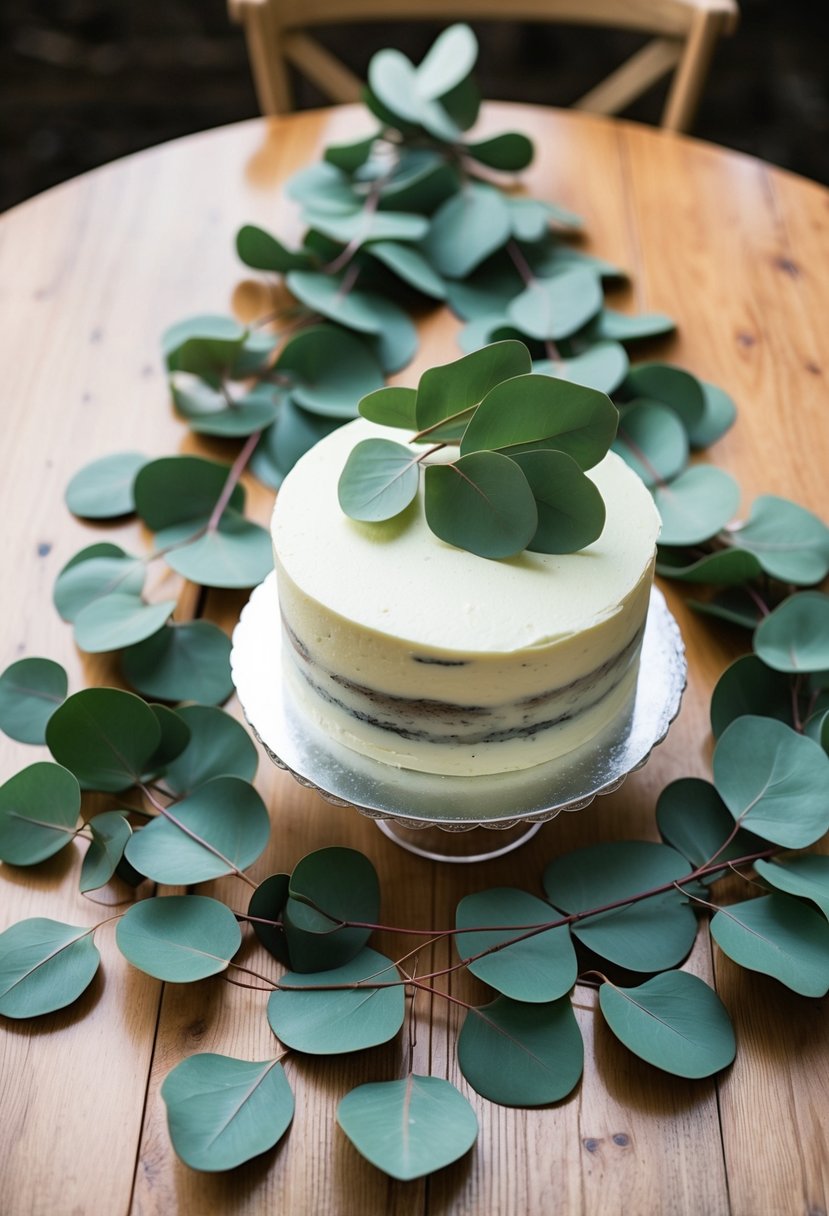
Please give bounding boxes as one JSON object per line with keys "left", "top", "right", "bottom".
{"left": 238, "top": 0, "right": 293, "bottom": 115}
{"left": 662, "top": 10, "right": 725, "bottom": 133}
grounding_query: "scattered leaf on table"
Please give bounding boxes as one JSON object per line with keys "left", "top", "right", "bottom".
{"left": 710, "top": 893, "right": 829, "bottom": 996}
{"left": 65, "top": 451, "right": 147, "bottom": 519}
{"left": 0, "top": 762, "right": 80, "bottom": 865}
{"left": 116, "top": 895, "right": 241, "bottom": 981}
{"left": 0, "top": 918, "right": 100, "bottom": 1017}
{"left": 0, "top": 657, "right": 68, "bottom": 744}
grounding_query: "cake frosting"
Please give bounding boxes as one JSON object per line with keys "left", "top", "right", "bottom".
{"left": 271, "top": 418, "right": 661, "bottom": 775}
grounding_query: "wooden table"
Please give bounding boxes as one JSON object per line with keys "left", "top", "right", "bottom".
{"left": 1, "top": 103, "right": 827, "bottom": 1216}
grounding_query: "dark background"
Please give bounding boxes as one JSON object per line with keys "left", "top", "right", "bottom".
{"left": 2, "top": 0, "right": 827, "bottom": 213}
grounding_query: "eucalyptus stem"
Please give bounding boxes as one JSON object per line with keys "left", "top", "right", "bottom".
{"left": 206, "top": 428, "right": 263, "bottom": 533}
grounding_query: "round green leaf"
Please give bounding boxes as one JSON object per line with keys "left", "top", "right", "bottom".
{"left": 652, "top": 466, "right": 740, "bottom": 546}
{"left": 656, "top": 777, "right": 766, "bottom": 875}
{"left": 171, "top": 376, "right": 280, "bottom": 437}
{"left": 134, "top": 455, "right": 245, "bottom": 533}
{"left": 46, "top": 688, "right": 162, "bottom": 793}
{"left": 251, "top": 399, "right": 340, "bottom": 490}
{"left": 729, "top": 495, "right": 829, "bottom": 585}
{"left": 754, "top": 592, "right": 829, "bottom": 674}
{"left": 53, "top": 549, "right": 145, "bottom": 623}
{"left": 445, "top": 263, "right": 522, "bottom": 322}
{"left": 145, "top": 704, "right": 191, "bottom": 772}
{"left": 284, "top": 847, "right": 380, "bottom": 973}
{"left": 73, "top": 594, "right": 176, "bottom": 654}
{"left": 455, "top": 887, "right": 576, "bottom": 1002}
{"left": 588, "top": 309, "right": 676, "bottom": 343}
{"left": 710, "top": 893, "right": 829, "bottom": 996}
{"left": 754, "top": 856, "right": 829, "bottom": 920}
{"left": 121, "top": 621, "right": 233, "bottom": 706}
{"left": 0, "top": 657, "right": 67, "bottom": 744}
{"left": 324, "top": 133, "right": 377, "bottom": 173}
{"left": 337, "top": 438, "right": 420, "bottom": 522}
{"left": 162, "top": 314, "right": 247, "bottom": 379}
{"left": 79, "top": 811, "right": 132, "bottom": 893}
{"left": 235, "top": 224, "right": 312, "bottom": 272}
{"left": 423, "top": 183, "right": 512, "bottom": 279}
{"left": 805, "top": 708, "right": 829, "bottom": 752}
{"left": 268, "top": 948, "right": 404, "bottom": 1054}
{"left": 713, "top": 716, "right": 829, "bottom": 847}
{"left": 0, "top": 762, "right": 80, "bottom": 865}
{"left": 416, "top": 23, "right": 477, "bottom": 99}
{"left": 655, "top": 546, "right": 762, "bottom": 585}
{"left": 116, "top": 895, "right": 241, "bottom": 981}
{"left": 534, "top": 340, "right": 629, "bottom": 395}
{"left": 458, "top": 995, "right": 583, "bottom": 1106}
{"left": 691, "top": 588, "right": 763, "bottom": 631}
{"left": 376, "top": 150, "right": 458, "bottom": 212}
{"left": 613, "top": 400, "right": 689, "bottom": 488}
{"left": 286, "top": 270, "right": 411, "bottom": 339}
{"left": 460, "top": 374, "right": 618, "bottom": 471}
{"left": 124, "top": 775, "right": 269, "bottom": 884}
{"left": 231, "top": 330, "right": 280, "bottom": 379}
{"left": 362, "top": 305, "right": 418, "bottom": 374}
{"left": 162, "top": 1053, "right": 294, "bottom": 1172}
{"left": 424, "top": 451, "right": 538, "bottom": 560}
{"left": 65, "top": 451, "right": 147, "bottom": 519}
{"left": 163, "top": 511, "right": 273, "bottom": 590}
{"left": 710, "top": 654, "right": 793, "bottom": 738}
{"left": 415, "top": 341, "right": 532, "bottom": 435}
{"left": 358, "top": 385, "right": 418, "bottom": 430}
{"left": 275, "top": 325, "right": 383, "bottom": 418}
{"left": 285, "top": 161, "right": 360, "bottom": 214}
{"left": 693, "top": 381, "right": 737, "bottom": 447}
{"left": 543, "top": 841, "right": 697, "bottom": 972}
{"left": 161, "top": 704, "right": 258, "bottom": 796}
{"left": 508, "top": 267, "right": 602, "bottom": 342}
{"left": 465, "top": 131, "right": 533, "bottom": 171}
{"left": 599, "top": 972, "right": 735, "bottom": 1078}
{"left": 0, "top": 918, "right": 100, "bottom": 1018}
{"left": 337, "top": 1075, "right": 478, "bottom": 1181}
{"left": 249, "top": 874, "right": 290, "bottom": 964}
{"left": 366, "top": 241, "right": 447, "bottom": 299}
{"left": 512, "top": 449, "right": 606, "bottom": 554}
{"left": 623, "top": 363, "right": 705, "bottom": 438}
{"left": 304, "top": 208, "right": 428, "bottom": 248}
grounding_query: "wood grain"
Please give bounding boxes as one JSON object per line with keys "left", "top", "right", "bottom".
{"left": 1, "top": 104, "right": 827, "bottom": 1216}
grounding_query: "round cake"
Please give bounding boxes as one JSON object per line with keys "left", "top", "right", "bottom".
{"left": 271, "top": 418, "right": 661, "bottom": 776}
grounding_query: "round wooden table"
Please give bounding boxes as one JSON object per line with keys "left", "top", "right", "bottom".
{"left": 1, "top": 104, "right": 827, "bottom": 1216}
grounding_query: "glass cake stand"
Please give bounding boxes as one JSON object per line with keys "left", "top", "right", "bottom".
{"left": 230, "top": 573, "right": 686, "bottom": 863}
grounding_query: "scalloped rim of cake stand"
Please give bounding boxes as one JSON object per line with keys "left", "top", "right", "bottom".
{"left": 230, "top": 573, "right": 687, "bottom": 837}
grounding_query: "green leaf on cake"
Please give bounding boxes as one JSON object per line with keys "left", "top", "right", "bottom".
{"left": 124, "top": 776, "right": 269, "bottom": 884}
{"left": 709, "top": 655, "right": 793, "bottom": 738}
{"left": 0, "top": 762, "right": 80, "bottom": 865}
{"left": 753, "top": 592, "right": 829, "bottom": 673}
{"left": 160, "top": 704, "right": 258, "bottom": 796}
{"left": 652, "top": 466, "right": 740, "bottom": 546}
{"left": 358, "top": 385, "right": 418, "bottom": 430}
{"left": 712, "top": 716, "right": 829, "bottom": 847}
{"left": 457, "top": 995, "right": 583, "bottom": 1105}
{"left": 116, "top": 894, "right": 241, "bottom": 981}
{"left": 236, "top": 224, "right": 313, "bottom": 272}
{"left": 655, "top": 777, "right": 766, "bottom": 875}
{"left": 0, "top": 657, "right": 68, "bottom": 745}
{"left": 612, "top": 400, "right": 689, "bottom": 488}
{"left": 423, "top": 183, "right": 512, "bottom": 279}
{"left": 454, "top": 888, "right": 576, "bottom": 1002}
{"left": 338, "top": 439, "right": 420, "bottom": 522}
{"left": 599, "top": 972, "right": 736, "bottom": 1078}
{"left": 415, "top": 340, "right": 532, "bottom": 438}
{"left": 79, "top": 811, "right": 132, "bottom": 893}
{"left": 65, "top": 451, "right": 147, "bottom": 519}
{"left": 46, "top": 688, "right": 162, "bottom": 793}
{"left": 512, "top": 450, "right": 606, "bottom": 554}
{"left": 284, "top": 847, "right": 380, "bottom": 973}
{"left": 269, "top": 948, "right": 405, "bottom": 1054}
{"left": 507, "top": 267, "right": 602, "bottom": 342}
{"left": 424, "top": 451, "right": 538, "bottom": 560}
{"left": 534, "top": 340, "right": 629, "bottom": 395}
{"left": 727, "top": 495, "right": 829, "bottom": 584}
{"left": 337, "top": 1075, "right": 478, "bottom": 1181}
{"left": 710, "top": 893, "right": 829, "bottom": 996}
{"left": 121, "top": 621, "right": 233, "bottom": 706}
{"left": 0, "top": 918, "right": 100, "bottom": 1018}
{"left": 754, "top": 856, "right": 829, "bottom": 921}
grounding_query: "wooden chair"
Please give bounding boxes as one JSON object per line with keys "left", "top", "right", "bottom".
{"left": 228, "top": 0, "right": 739, "bottom": 134}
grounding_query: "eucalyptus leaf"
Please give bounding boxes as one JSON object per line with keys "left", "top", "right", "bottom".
{"left": 754, "top": 856, "right": 829, "bottom": 920}
{"left": 690, "top": 589, "right": 764, "bottom": 631}
{"left": 416, "top": 340, "right": 532, "bottom": 441}
{"left": 753, "top": 592, "right": 829, "bottom": 674}
{"left": 728, "top": 495, "right": 829, "bottom": 584}
{"left": 303, "top": 208, "right": 428, "bottom": 248}
{"left": 458, "top": 995, "right": 583, "bottom": 1106}
{"left": 116, "top": 895, "right": 241, "bottom": 981}
{"left": 286, "top": 270, "right": 414, "bottom": 343}
{"left": 366, "top": 241, "right": 447, "bottom": 299}
{"left": 161, "top": 704, "right": 258, "bottom": 796}
{"left": 710, "top": 893, "right": 829, "bottom": 996}
{"left": 623, "top": 363, "right": 705, "bottom": 438}
{"left": 145, "top": 703, "right": 191, "bottom": 772}
{"left": 133, "top": 455, "right": 244, "bottom": 532}
{"left": 0, "top": 657, "right": 68, "bottom": 744}
{"left": 235, "top": 224, "right": 313, "bottom": 272}
{"left": 124, "top": 775, "right": 269, "bottom": 884}
{"left": 358, "top": 385, "right": 418, "bottom": 429}
{"left": 694, "top": 381, "right": 738, "bottom": 448}
{"left": 599, "top": 972, "right": 736, "bottom": 1078}
{"left": 363, "top": 303, "right": 418, "bottom": 374}
{"left": 656, "top": 777, "right": 766, "bottom": 875}
{"left": 805, "top": 709, "right": 829, "bottom": 752}
{"left": 587, "top": 309, "right": 676, "bottom": 343}
{"left": 73, "top": 594, "right": 176, "bottom": 654}
{"left": 709, "top": 655, "right": 793, "bottom": 738}
{"left": 652, "top": 466, "right": 740, "bottom": 546}
{"left": 424, "top": 451, "right": 537, "bottom": 560}
{"left": 337, "top": 438, "right": 420, "bottom": 522}
{"left": 423, "top": 183, "right": 511, "bottom": 278}
{"left": 163, "top": 511, "right": 273, "bottom": 590}
{"left": 269, "top": 948, "right": 404, "bottom": 1054}
{"left": 53, "top": 549, "right": 145, "bottom": 623}
{"left": 162, "top": 1053, "right": 294, "bottom": 1172}
{"left": 275, "top": 325, "right": 383, "bottom": 417}
{"left": 284, "top": 847, "right": 379, "bottom": 973}
{"left": 0, "top": 762, "right": 80, "bottom": 865}
{"left": 512, "top": 449, "right": 606, "bottom": 553}
{"left": 455, "top": 887, "right": 576, "bottom": 1002}
{"left": 162, "top": 314, "right": 247, "bottom": 379}
{"left": 534, "top": 340, "right": 628, "bottom": 395}
{"left": 172, "top": 376, "right": 280, "bottom": 437}
{"left": 416, "top": 23, "right": 478, "bottom": 99}
{"left": 65, "top": 451, "right": 146, "bottom": 519}
{"left": 324, "top": 133, "right": 378, "bottom": 173}
{"left": 507, "top": 267, "right": 602, "bottom": 342}
{"left": 337, "top": 1075, "right": 478, "bottom": 1181}
{"left": 0, "top": 918, "right": 100, "bottom": 1018}
{"left": 249, "top": 874, "right": 290, "bottom": 964}
{"left": 79, "top": 811, "right": 132, "bottom": 893}
{"left": 506, "top": 198, "right": 557, "bottom": 243}
{"left": 543, "top": 841, "right": 697, "bottom": 972}
{"left": 375, "top": 151, "right": 459, "bottom": 212}
{"left": 713, "top": 716, "right": 829, "bottom": 847}
{"left": 460, "top": 374, "right": 618, "bottom": 471}
{"left": 465, "top": 132, "right": 534, "bottom": 171}
{"left": 612, "top": 400, "right": 689, "bottom": 488}
{"left": 655, "top": 546, "right": 762, "bottom": 585}
{"left": 46, "top": 688, "right": 162, "bottom": 793}
{"left": 251, "top": 399, "right": 340, "bottom": 490}
{"left": 445, "top": 262, "right": 522, "bottom": 321}
{"left": 231, "top": 330, "right": 280, "bottom": 379}
{"left": 285, "top": 162, "right": 361, "bottom": 214}
{"left": 121, "top": 621, "right": 233, "bottom": 706}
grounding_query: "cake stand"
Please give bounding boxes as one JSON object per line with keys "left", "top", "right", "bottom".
{"left": 230, "top": 573, "right": 686, "bottom": 862}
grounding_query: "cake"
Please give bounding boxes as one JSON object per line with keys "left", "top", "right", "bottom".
{"left": 271, "top": 418, "right": 661, "bottom": 776}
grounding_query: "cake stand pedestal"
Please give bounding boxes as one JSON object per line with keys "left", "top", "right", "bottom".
{"left": 230, "top": 574, "right": 686, "bottom": 863}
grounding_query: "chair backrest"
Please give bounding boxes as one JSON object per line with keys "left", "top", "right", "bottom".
{"left": 229, "top": 0, "right": 739, "bottom": 133}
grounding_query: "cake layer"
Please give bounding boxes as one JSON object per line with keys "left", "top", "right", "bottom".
{"left": 272, "top": 418, "right": 661, "bottom": 775}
